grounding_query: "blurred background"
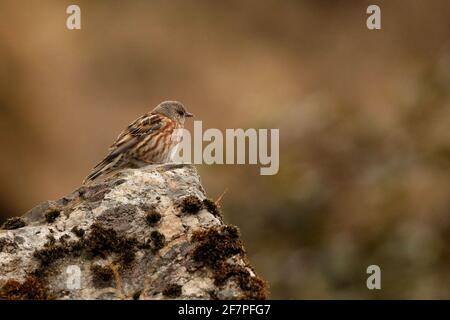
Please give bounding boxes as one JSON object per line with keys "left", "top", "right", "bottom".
{"left": 1, "top": 0, "right": 450, "bottom": 299}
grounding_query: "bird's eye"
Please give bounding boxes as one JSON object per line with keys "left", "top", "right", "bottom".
{"left": 177, "top": 110, "right": 184, "bottom": 116}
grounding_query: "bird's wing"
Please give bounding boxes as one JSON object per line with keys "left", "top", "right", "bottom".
{"left": 84, "top": 113, "right": 170, "bottom": 183}
{"left": 93, "top": 113, "right": 165, "bottom": 169}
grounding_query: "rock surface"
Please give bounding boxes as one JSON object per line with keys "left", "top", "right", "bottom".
{"left": 0, "top": 164, "right": 268, "bottom": 300}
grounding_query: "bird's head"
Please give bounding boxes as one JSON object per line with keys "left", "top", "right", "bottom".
{"left": 153, "top": 101, "right": 194, "bottom": 124}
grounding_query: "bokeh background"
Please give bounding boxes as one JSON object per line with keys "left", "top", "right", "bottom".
{"left": 1, "top": 0, "right": 450, "bottom": 299}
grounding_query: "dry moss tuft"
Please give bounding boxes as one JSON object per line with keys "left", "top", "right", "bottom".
{"left": 179, "top": 196, "right": 222, "bottom": 218}
{"left": 150, "top": 230, "right": 166, "bottom": 251}
{"left": 179, "top": 195, "right": 203, "bottom": 214}
{"left": 192, "top": 225, "right": 243, "bottom": 268}
{"left": 0, "top": 275, "right": 52, "bottom": 300}
{"left": 214, "top": 263, "right": 268, "bottom": 299}
{"left": 85, "top": 224, "right": 123, "bottom": 257}
{"left": 33, "top": 236, "right": 82, "bottom": 267}
{"left": 0, "top": 237, "right": 18, "bottom": 253}
{"left": 1, "top": 217, "right": 26, "bottom": 230}
{"left": 85, "top": 223, "right": 138, "bottom": 266}
{"left": 78, "top": 184, "right": 111, "bottom": 202}
{"left": 33, "top": 223, "right": 138, "bottom": 270}
{"left": 45, "top": 209, "right": 61, "bottom": 223}
{"left": 71, "top": 226, "right": 85, "bottom": 237}
{"left": 202, "top": 198, "right": 222, "bottom": 218}
{"left": 90, "top": 264, "right": 114, "bottom": 287}
{"left": 240, "top": 274, "right": 268, "bottom": 300}
{"left": 191, "top": 225, "right": 268, "bottom": 300}
{"left": 162, "top": 283, "right": 182, "bottom": 298}
{"left": 145, "top": 207, "right": 162, "bottom": 225}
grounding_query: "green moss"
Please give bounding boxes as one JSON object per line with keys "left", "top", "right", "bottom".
{"left": 179, "top": 195, "right": 203, "bottom": 214}
{"left": 90, "top": 264, "right": 114, "bottom": 287}
{"left": 45, "top": 210, "right": 60, "bottom": 223}
{"left": 1, "top": 217, "right": 26, "bottom": 230}
{"left": 162, "top": 284, "right": 182, "bottom": 298}
{"left": 150, "top": 231, "right": 165, "bottom": 251}
{"left": 0, "top": 275, "right": 52, "bottom": 300}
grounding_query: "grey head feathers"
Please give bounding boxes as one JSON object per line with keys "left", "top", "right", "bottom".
{"left": 152, "top": 101, "right": 193, "bottom": 122}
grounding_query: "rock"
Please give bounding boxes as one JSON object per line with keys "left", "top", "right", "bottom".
{"left": 0, "top": 164, "right": 268, "bottom": 300}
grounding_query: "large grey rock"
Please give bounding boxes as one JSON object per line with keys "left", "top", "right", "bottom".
{"left": 0, "top": 164, "right": 268, "bottom": 300}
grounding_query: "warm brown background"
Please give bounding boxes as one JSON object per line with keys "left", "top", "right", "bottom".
{"left": 1, "top": 0, "right": 450, "bottom": 299}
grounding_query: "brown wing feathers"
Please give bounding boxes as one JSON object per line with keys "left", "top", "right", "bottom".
{"left": 83, "top": 113, "right": 164, "bottom": 183}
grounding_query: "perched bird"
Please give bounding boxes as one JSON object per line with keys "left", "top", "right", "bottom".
{"left": 84, "top": 101, "right": 193, "bottom": 183}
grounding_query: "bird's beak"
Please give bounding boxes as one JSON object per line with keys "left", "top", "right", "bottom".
{"left": 185, "top": 112, "right": 194, "bottom": 117}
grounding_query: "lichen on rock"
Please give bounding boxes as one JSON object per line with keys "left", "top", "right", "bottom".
{"left": 0, "top": 164, "right": 268, "bottom": 300}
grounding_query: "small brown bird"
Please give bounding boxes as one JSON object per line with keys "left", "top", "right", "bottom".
{"left": 84, "top": 101, "right": 193, "bottom": 183}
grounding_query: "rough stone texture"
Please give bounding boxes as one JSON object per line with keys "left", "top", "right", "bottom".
{"left": 0, "top": 164, "right": 268, "bottom": 300}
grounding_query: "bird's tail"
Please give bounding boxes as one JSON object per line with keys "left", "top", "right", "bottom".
{"left": 83, "top": 154, "right": 123, "bottom": 184}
